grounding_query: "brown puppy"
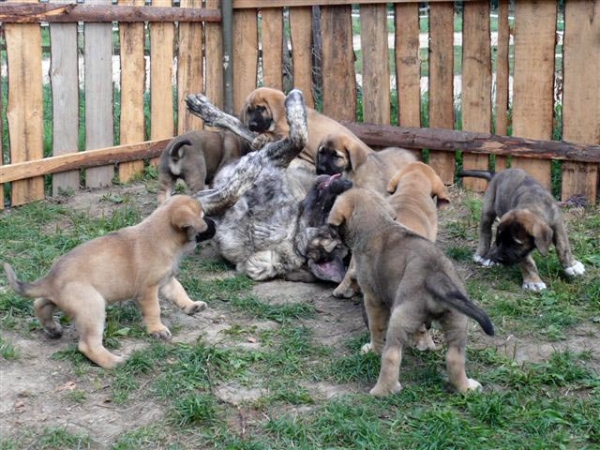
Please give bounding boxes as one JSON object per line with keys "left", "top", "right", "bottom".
{"left": 316, "top": 132, "right": 417, "bottom": 195}
{"left": 327, "top": 188, "right": 494, "bottom": 396}
{"left": 157, "top": 130, "right": 245, "bottom": 204}
{"left": 3, "top": 195, "right": 215, "bottom": 369}
{"left": 387, "top": 161, "right": 451, "bottom": 241}
{"left": 240, "top": 87, "right": 355, "bottom": 165}
{"left": 459, "top": 168, "right": 585, "bottom": 291}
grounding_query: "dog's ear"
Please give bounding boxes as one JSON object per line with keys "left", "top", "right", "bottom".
{"left": 517, "top": 211, "right": 553, "bottom": 256}
{"left": 345, "top": 137, "right": 369, "bottom": 171}
{"left": 387, "top": 170, "right": 402, "bottom": 194}
{"left": 170, "top": 200, "right": 206, "bottom": 235}
{"left": 431, "top": 177, "right": 451, "bottom": 210}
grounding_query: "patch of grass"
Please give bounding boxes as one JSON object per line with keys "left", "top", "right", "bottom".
{"left": 8, "top": 427, "right": 93, "bottom": 450}
{"left": 0, "top": 335, "right": 18, "bottom": 360}
{"left": 228, "top": 295, "right": 315, "bottom": 323}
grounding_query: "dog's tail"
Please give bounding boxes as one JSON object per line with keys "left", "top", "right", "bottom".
{"left": 456, "top": 169, "right": 495, "bottom": 181}
{"left": 3, "top": 263, "right": 47, "bottom": 299}
{"left": 425, "top": 271, "right": 495, "bottom": 336}
{"left": 167, "top": 138, "right": 193, "bottom": 159}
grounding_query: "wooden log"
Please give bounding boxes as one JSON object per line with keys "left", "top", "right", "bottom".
{"left": 232, "top": 0, "right": 479, "bottom": 8}
{"left": 0, "top": 3, "right": 220, "bottom": 23}
{"left": 0, "top": 140, "right": 171, "bottom": 185}
{"left": 340, "top": 122, "right": 600, "bottom": 164}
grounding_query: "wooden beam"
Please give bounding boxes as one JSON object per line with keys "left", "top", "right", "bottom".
{"left": 232, "top": 0, "right": 481, "bottom": 8}
{"left": 341, "top": 122, "right": 600, "bottom": 164}
{"left": 0, "top": 140, "right": 170, "bottom": 184}
{"left": 0, "top": 4, "right": 220, "bottom": 23}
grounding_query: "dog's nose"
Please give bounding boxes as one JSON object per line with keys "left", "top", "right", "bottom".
{"left": 196, "top": 217, "right": 216, "bottom": 242}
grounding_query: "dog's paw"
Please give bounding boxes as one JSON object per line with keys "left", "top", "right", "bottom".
{"left": 564, "top": 260, "right": 585, "bottom": 277}
{"left": 360, "top": 342, "right": 374, "bottom": 355}
{"left": 332, "top": 284, "right": 359, "bottom": 299}
{"left": 370, "top": 381, "right": 403, "bottom": 397}
{"left": 184, "top": 301, "right": 207, "bottom": 315}
{"left": 466, "top": 378, "right": 483, "bottom": 391}
{"left": 473, "top": 254, "right": 495, "bottom": 267}
{"left": 522, "top": 280, "right": 547, "bottom": 291}
{"left": 149, "top": 327, "right": 172, "bottom": 340}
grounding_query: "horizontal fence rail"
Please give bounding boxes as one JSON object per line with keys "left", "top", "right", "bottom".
{"left": 0, "top": 0, "right": 599, "bottom": 209}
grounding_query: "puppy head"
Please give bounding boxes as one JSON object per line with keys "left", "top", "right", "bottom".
{"left": 299, "top": 174, "right": 354, "bottom": 227}
{"left": 491, "top": 209, "right": 553, "bottom": 264}
{"left": 166, "top": 195, "right": 215, "bottom": 243}
{"left": 240, "top": 87, "right": 287, "bottom": 135}
{"left": 315, "top": 133, "right": 353, "bottom": 175}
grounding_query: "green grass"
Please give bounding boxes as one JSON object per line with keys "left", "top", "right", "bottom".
{"left": 0, "top": 176, "right": 599, "bottom": 449}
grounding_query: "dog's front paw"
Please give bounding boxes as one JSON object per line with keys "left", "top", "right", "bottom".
{"left": 522, "top": 280, "right": 547, "bottom": 291}
{"left": 466, "top": 378, "right": 483, "bottom": 391}
{"left": 184, "top": 301, "right": 207, "bottom": 315}
{"left": 473, "top": 254, "right": 495, "bottom": 267}
{"left": 370, "top": 381, "right": 403, "bottom": 397}
{"left": 565, "top": 260, "right": 585, "bottom": 277}
{"left": 360, "top": 342, "right": 374, "bottom": 355}
{"left": 149, "top": 326, "right": 172, "bottom": 340}
{"left": 332, "top": 283, "right": 359, "bottom": 299}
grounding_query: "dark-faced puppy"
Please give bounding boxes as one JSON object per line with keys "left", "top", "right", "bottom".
{"left": 316, "top": 132, "right": 417, "bottom": 196}
{"left": 240, "top": 87, "right": 356, "bottom": 165}
{"left": 459, "top": 168, "right": 585, "bottom": 291}
{"left": 327, "top": 188, "right": 494, "bottom": 396}
{"left": 157, "top": 130, "right": 245, "bottom": 204}
{"left": 4, "top": 195, "right": 212, "bottom": 369}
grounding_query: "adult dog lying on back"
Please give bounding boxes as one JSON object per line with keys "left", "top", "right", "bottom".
{"left": 186, "top": 90, "right": 350, "bottom": 283}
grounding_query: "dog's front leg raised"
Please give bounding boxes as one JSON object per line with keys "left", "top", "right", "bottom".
{"left": 160, "top": 277, "right": 207, "bottom": 315}
{"left": 137, "top": 285, "right": 171, "bottom": 339}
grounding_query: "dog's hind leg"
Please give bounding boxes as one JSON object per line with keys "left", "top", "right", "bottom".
{"left": 160, "top": 277, "right": 207, "bottom": 315}
{"left": 439, "top": 312, "right": 481, "bottom": 392}
{"left": 361, "top": 290, "right": 390, "bottom": 355}
{"left": 34, "top": 298, "right": 62, "bottom": 339}
{"left": 66, "top": 287, "right": 124, "bottom": 369}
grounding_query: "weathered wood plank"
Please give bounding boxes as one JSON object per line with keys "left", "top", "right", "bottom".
{"left": 561, "top": 0, "right": 599, "bottom": 205}
{"left": 427, "top": 2, "right": 456, "bottom": 184}
{"left": 233, "top": 0, "right": 482, "bottom": 8}
{"left": 178, "top": 0, "right": 204, "bottom": 133}
{"left": 85, "top": 23, "right": 115, "bottom": 188}
{"left": 0, "top": 4, "right": 220, "bottom": 23}
{"left": 320, "top": 4, "right": 356, "bottom": 120}
{"left": 5, "top": 17, "right": 45, "bottom": 206}
{"left": 205, "top": 0, "right": 224, "bottom": 110}
{"left": 340, "top": 122, "right": 600, "bottom": 164}
{"left": 461, "top": 0, "right": 492, "bottom": 192}
{"left": 50, "top": 12, "right": 80, "bottom": 196}
{"left": 289, "top": 7, "right": 315, "bottom": 108}
{"left": 0, "top": 140, "right": 171, "bottom": 184}
{"left": 494, "top": 0, "right": 510, "bottom": 171}
{"left": 394, "top": 2, "right": 421, "bottom": 128}
{"left": 149, "top": 0, "right": 175, "bottom": 163}
{"left": 232, "top": 8, "right": 259, "bottom": 115}
{"left": 360, "top": 3, "right": 390, "bottom": 125}
{"left": 118, "top": 0, "right": 146, "bottom": 182}
{"left": 261, "top": 8, "right": 284, "bottom": 90}
{"left": 511, "top": 1, "right": 557, "bottom": 188}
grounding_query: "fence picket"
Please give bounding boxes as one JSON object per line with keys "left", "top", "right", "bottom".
{"left": 232, "top": 8, "right": 259, "bottom": 114}
{"left": 511, "top": 1, "right": 557, "bottom": 189}
{"left": 261, "top": 8, "right": 284, "bottom": 91}
{"left": 461, "top": 0, "right": 492, "bottom": 192}
{"left": 561, "top": 0, "right": 600, "bottom": 202}
{"left": 5, "top": 18, "right": 45, "bottom": 206}
{"left": 427, "top": 2, "right": 456, "bottom": 184}
{"left": 205, "top": 0, "right": 224, "bottom": 110}
{"left": 84, "top": 22, "right": 115, "bottom": 188}
{"left": 359, "top": 3, "right": 390, "bottom": 126}
{"left": 289, "top": 7, "right": 315, "bottom": 108}
{"left": 494, "top": 0, "right": 510, "bottom": 171}
{"left": 320, "top": 4, "right": 356, "bottom": 120}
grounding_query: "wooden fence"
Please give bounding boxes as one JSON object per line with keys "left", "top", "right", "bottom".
{"left": 1, "top": 0, "right": 599, "bottom": 209}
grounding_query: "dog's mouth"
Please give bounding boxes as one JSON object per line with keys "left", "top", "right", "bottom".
{"left": 316, "top": 173, "right": 341, "bottom": 190}
{"left": 307, "top": 255, "right": 346, "bottom": 283}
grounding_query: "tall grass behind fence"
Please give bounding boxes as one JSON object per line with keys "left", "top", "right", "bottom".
{"left": 0, "top": 0, "right": 599, "bottom": 209}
